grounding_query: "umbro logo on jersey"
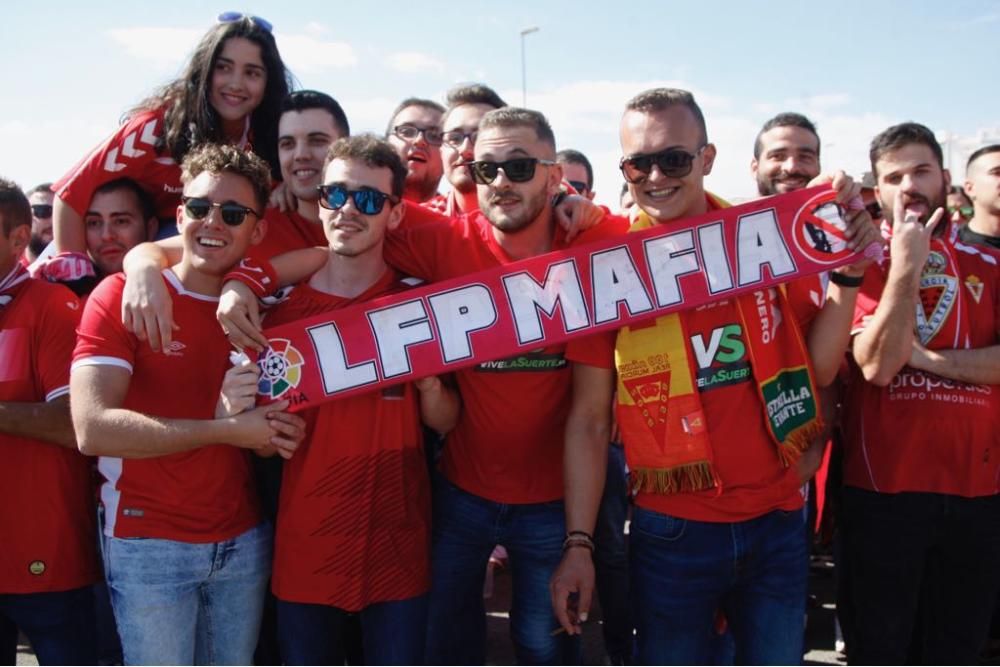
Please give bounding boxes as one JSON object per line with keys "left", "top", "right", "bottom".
{"left": 102, "top": 119, "right": 159, "bottom": 173}
{"left": 163, "top": 341, "right": 187, "bottom": 357}
{"left": 66, "top": 301, "right": 79, "bottom": 310}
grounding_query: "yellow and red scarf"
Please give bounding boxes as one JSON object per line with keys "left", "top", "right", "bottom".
{"left": 616, "top": 195, "right": 824, "bottom": 494}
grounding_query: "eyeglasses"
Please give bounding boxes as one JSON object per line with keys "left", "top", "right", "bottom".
{"left": 568, "top": 180, "right": 589, "bottom": 194}
{"left": 217, "top": 11, "right": 273, "bottom": 33}
{"left": 467, "top": 158, "right": 556, "bottom": 185}
{"left": 442, "top": 129, "right": 478, "bottom": 148}
{"left": 316, "top": 184, "right": 398, "bottom": 215}
{"left": 619, "top": 146, "right": 706, "bottom": 184}
{"left": 182, "top": 197, "right": 260, "bottom": 226}
{"left": 31, "top": 204, "right": 53, "bottom": 219}
{"left": 393, "top": 124, "right": 443, "bottom": 146}
{"left": 948, "top": 205, "right": 974, "bottom": 218}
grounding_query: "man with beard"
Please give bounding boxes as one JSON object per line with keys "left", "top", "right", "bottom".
{"left": 550, "top": 89, "right": 875, "bottom": 664}
{"left": 25, "top": 183, "right": 54, "bottom": 264}
{"left": 217, "top": 107, "right": 625, "bottom": 664}
{"left": 429, "top": 84, "right": 507, "bottom": 216}
{"left": 959, "top": 144, "right": 1000, "bottom": 250}
{"left": 843, "top": 123, "right": 1000, "bottom": 663}
{"left": 385, "top": 98, "right": 445, "bottom": 205}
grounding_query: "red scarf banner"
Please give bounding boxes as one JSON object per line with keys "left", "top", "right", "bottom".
{"left": 254, "top": 186, "right": 874, "bottom": 411}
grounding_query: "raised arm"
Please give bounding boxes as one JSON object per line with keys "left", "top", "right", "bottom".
{"left": 853, "top": 200, "right": 945, "bottom": 386}
{"left": 121, "top": 237, "right": 184, "bottom": 351}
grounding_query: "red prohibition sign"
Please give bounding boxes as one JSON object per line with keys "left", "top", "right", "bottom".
{"left": 791, "top": 189, "right": 852, "bottom": 265}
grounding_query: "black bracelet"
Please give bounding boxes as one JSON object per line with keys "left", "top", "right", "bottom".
{"left": 830, "top": 271, "right": 864, "bottom": 288}
{"left": 566, "top": 530, "right": 594, "bottom": 541}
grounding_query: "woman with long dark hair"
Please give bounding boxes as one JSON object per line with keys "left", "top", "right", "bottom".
{"left": 46, "top": 12, "right": 293, "bottom": 290}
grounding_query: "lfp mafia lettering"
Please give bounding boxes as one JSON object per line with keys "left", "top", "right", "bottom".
{"left": 258, "top": 187, "right": 864, "bottom": 411}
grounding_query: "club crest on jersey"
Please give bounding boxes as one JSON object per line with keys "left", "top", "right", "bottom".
{"left": 965, "top": 274, "right": 984, "bottom": 304}
{"left": 916, "top": 252, "right": 957, "bottom": 345}
{"left": 258, "top": 338, "right": 304, "bottom": 399}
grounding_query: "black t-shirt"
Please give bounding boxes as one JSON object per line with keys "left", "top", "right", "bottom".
{"left": 958, "top": 224, "right": 1000, "bottom": 250}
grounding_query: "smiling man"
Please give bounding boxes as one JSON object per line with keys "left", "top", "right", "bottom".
{"left": 551, "top": 88, "right": 873, "bottom": 664}
{"left": 70, "top": 144, "right": 305, "bottom": 665}
{"left": 385, "top": 98, "right": 445, "bottom": 204}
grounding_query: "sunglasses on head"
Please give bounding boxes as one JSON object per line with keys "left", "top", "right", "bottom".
{"left": 317, "top": 184, "right": 398, "bottom": 215}
{"left": 619, "top": 146, "right": 706, "bottom": 184}
{"left": 182, "top": 197, "right": 259, "bottom": 226}
{"left": 467, "top": 158, "right": 556, "bottom": 185}
{"left": 567, "top": 180, "right": 589, "bottom": 194}
{"left": 217, "top": 11, "right": 273, "bottom": 33}
{"left": 31, "top": 204, "right": 53, "bottom": 219}
{"left": 393, "top": 124, "right": 443, "bottom": 146}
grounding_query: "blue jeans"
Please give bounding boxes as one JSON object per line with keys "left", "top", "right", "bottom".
{"left": 630, "top": 507, "right": 807, "bottom": 665}
{"left": 0, "top": 587, "right": 96, "bottom": 665}
{"left": 105, "top": 521, "right": 271, "bottom": 665}
{"left": 277, "top": 595, "right": 427, "bottom": 665}
{"left": 425, "top": 473, "right": 578, "bottom": 665}
{"left": 593, "top": 443, "right": 632, "bottom": 664}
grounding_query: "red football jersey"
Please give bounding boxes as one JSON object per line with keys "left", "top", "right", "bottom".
{"left": 264, "top": 274, "right": 431, "bottom": 610}
{"left": 0, "top": 275, "right": 99, "bottom": 593}
{"left": 54, "top": 107, "right": 182, "bottom": 221}
{"left": 567, "top": 278, "right": 823, "bottom": 522}
{"left": 72, "top": 271, "right": 260, "bottom": 542}
{"left": 843, "top": 242, "right": 1000, "bottom": 497}
{"left": 384, "top": 212, "right": 629, "bottom": 504}
{"left": 247, "top": 207, "right": 327, "bottom": 264}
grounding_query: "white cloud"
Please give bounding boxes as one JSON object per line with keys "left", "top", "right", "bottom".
{"left": 277, "top": 33, "right": 357, "bottom": 73}
{"left": 385, "top": 52, "right": 446, "bottom": 75}
{"left": 107, "top": 27, "right": 203, "bottom": 69}
{"left": 105, "top": 26, "right": 357, "bottom": 75}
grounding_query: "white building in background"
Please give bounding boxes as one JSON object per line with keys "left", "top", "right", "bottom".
{"left": 938, "top": 128, "right": 1000, "bottom": 181}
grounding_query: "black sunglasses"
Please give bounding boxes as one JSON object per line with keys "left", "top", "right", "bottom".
{"left": 182, "top": 197, "right": 259, "bottom": 226}
{"left": 31, "top": 204, "right": 53, "bottom": 219}
{"left": 567, "top": 180, "right": 589, "bottom": 194}
{"left": 620, "top": 146, "right": 706, "bottom": 184}
{"left": 467, "top": 158, "right": 556, "bottom": 185}
{"left": 317, "top": 184, "right": 398, "bottom": 215}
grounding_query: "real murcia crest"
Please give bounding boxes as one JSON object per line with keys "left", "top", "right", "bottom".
{"left": 916, "top": 272, "right": 957, "bottom": 344}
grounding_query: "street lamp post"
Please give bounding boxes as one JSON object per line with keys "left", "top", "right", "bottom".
{"left": 520, "top": 26, "right": 539, "bottom": 106}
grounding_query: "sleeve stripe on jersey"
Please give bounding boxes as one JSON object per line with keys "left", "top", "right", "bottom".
{"left": 45, "top": 386, "right": 70, "bottom": 402}
{"left": 71, "top": 356, "right": 134, "bottom": 374}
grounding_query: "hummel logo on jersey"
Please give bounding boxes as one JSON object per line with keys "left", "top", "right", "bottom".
{"left": 102, "top": 119, "right": 159, "bottom": 173}
{"left": 690, "top": 324, "right": 750, "bottom": 391}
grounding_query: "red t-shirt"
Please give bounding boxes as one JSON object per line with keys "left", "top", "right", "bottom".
{"left": 0, "top": 275, "right": 99, "bottom": 593}
{"left": 72, "top": 271, "right": 260, "bottom": 542}
{"left": 385, "top": 211, "right": 629, "bottom": 503}
{"left": 843, "top": 243, "right": 1000, "bottom": 497}
{"left": 248, "top": 207, "right": 327, "bottom": 264}
{"left": 265, "top": 273, "right": 431, "bottom": 610}
{"left": 568, "top": 278, "right": 823, "bottom": 522}
{"left": 55, "top": 107, "right": 182, "bottom": 222}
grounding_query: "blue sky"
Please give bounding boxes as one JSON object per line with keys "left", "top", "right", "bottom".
{"left": 3, "top": 0, "right": 998, "bottom": 206}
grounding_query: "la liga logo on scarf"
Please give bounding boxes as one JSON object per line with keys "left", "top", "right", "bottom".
{"left": 250, "top": 186, "right": 873, "bottom": 412}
